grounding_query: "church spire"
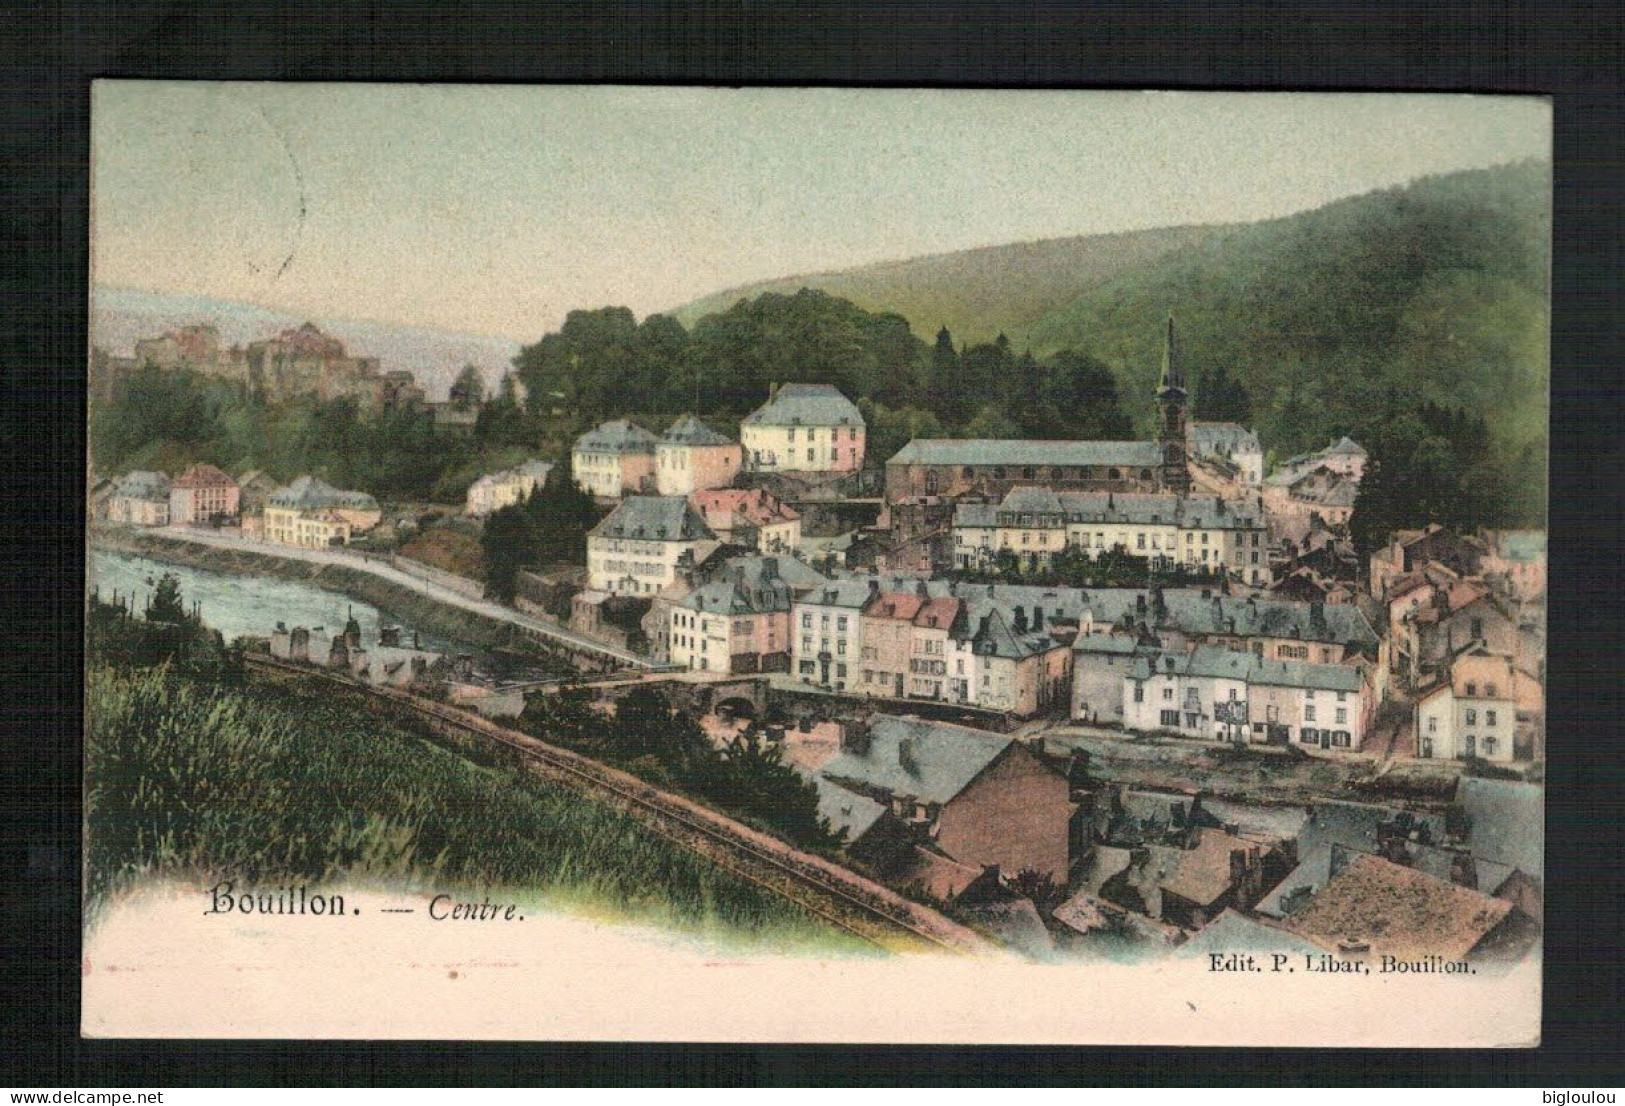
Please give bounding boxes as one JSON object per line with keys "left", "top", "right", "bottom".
{"left": 1158, "top": 312, "right": 1185, "bottom": 395}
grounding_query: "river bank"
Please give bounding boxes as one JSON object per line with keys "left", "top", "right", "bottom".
{"left": 89, "top": 527, "right": 595, "bottom": 671}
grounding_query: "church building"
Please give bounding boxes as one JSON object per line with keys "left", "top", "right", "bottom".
{"left": 884, "top": 315, "right": 1194, "bottom": 505}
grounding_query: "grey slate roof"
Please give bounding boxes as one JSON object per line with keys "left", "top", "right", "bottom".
{"left": 590, "top": 495, "right": 716, "bottom": 542}
{"left": 966, "top": 605, "right": 1068, "bottom": 660}
{"left": 660, "top": 415, "right": 735, "bottom": 447}
{"left": 887, "top": 438, "right": 1163, "bottom": 468}
{"left": 269, "top": 475, "right": 378, "bottom": 512}
{"left": 681, "top": 576, "right": 795, "bottom": 616}
{"left": 1179, "top": 909, "right": 1325, "bottom": 959}
{"left": 742, "top": 383, "right": 863, "bottom": 427}
{"left": 1130, "top": 645, "right": 1372, "bottom": 695}
{"left": 810, "top": 775, "right": 888, "bottom": 843}
{"left": 115, "top": 470, "right": 171, "bottom": 501}
{"left": 1089, "top": 589, "right": 1379, "bottom": 649}
{"left": 1255, "top": 843, "right": 1344, "bottom": 919}
{"left": 1188, "top": 422, "right": 1262, "bottom": 453}
{"left": 716, "top": 554, "right": 828, "bottom": 593}
{"left": 820, "top": 715, "right": 1013, "bottom": 806}
{"left": 575, "top": 418, "right": 658, "bottom": 454}
{"left": 955, "top": 489, "right": 1263, "bottom": 530}
{"left": 801, "top": 577, "right": 884, "bottom": 610}
{"left": 1457, "top": 778, "right": 1543, "bottom": 881}
{"left": 1297, "top": 800, "right": 1447, "bottom": 862}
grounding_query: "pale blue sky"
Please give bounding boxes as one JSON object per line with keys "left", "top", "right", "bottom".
{"left": 92, "top": 84, "right": 1549, "bottom": 341}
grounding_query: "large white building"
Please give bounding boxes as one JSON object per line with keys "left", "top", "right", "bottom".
{"left": 654, "top": 416, "right": 742, "bottom": 496}
{"left": 465, "top": 459, "right": 554, "bottom": 517}
{"left": 953, "top": 487, "right": 1270, "bottom": 586}
{"left": 1188, "top": 422, "right": 1265, "bottom": 486}
{"left": 1414, "top": 648, "right": 1532, "bottom": 763}
{"left": 1120, "top": 644, "right": 1369, "bottom": 751}
{"left": 790, "top": 578, "right": 877, "bottom": 692}
{"left": 572, "top": 419, "right": 658, "bottom": 499}
{"left": 264, "top": 476, "right": 381, "bottom": 549}
{"left": 740, "top": 383, "right": 866, "bottom": 474}
{"left": 586, "top": 495, "right": 718, "bottom": 596}
{"left": 108, "top": 471, "right": 172, "bottom": 526}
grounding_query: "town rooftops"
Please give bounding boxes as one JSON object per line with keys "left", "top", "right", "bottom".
{"left": 660, "top": 415, "right": 735, "bottom": 447}
{"left": 956, "top": 488, "right": 1262, "bottom": 530}
{"left": 888, "top": 438, "right": 1162, "bottom": 469}
{"left": 1071, "top": 634, "right": 1145, "bottom": 656}
{"left": 820, "top": 715, "right": 1013, "bottom": 807}
{"left": 968, "top": 605, "right": 1068, "bottom": 660}
{"left": 114, "top": 470, "right": 171, "bottom": 501}
{"left": 718, "top": 553, "right": 827, "bottom": 592}
{"left": 1179, "top": 909, "right": 1325, "bottom": 959}
{"left": 1283, "top": 853, "right": 1518, "bottom": 961}
{"left": 804, "top": 577, "right": 885, "bottom": 610}
{"left": 1089, "top": 589, "right": 1380, "bottom": 649}
{"left": 574, "top": 418, "right": 658, "bottom": 454}
{"left": 1298, "top": 799, "right": 1447, "bottom": 862}
{"left": 1456, "top": 778, "right": 1543, "bottom": 881}
{"left": 1496, "top": 531, "right": 1547, "bottom": 563}
{"left": 171, "top": 463, "right": 237, "bottom": 489}
{"left": 866, "top": 591, "right": 927, "bottom": 623}
{"left": 681, "top": 575, "right": 795, "bottom": 616}
{"left": 912, "top": 596, "right": 962, "bottom": 631}
{"left": 1188, "top": 422, "right": 1262, "bottom": 452}
{"left": 590, "top": 495, "right": 716, "bottom": 543}
{"left": 268, "top": 475, "right": 379, "bottom": 512}
{"left": 472, "top": 459, "right": 554, "bottom": 492}
{"left": 1130, "top": 645, "right": 1362, "bottom": 692}
{"left": 742, "top": 383, "right": 863, "bottom": 427}
{"left": 809, "top": 775, "right": 888, "bottom": 843}
{"left": 690, "top": 487, "right": 801, "bottom": 527}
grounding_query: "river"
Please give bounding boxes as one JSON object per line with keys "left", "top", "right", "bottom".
{"left": 89, "top": 548, "right": 463, "bottom": 654}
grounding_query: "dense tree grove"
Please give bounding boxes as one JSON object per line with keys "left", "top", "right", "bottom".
{"left": 479, "top": 458, "right": 603, "bottom": 603}
{"left": 519, "top": 684, "right": 840, "bottom": 850}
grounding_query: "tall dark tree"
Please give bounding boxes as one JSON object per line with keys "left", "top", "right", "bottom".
{"left": 448, "top": 364, "right": 486, "bottom": 411}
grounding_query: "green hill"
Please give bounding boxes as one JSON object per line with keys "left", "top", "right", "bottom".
{"left": 672, "top": 224, "right": 1224, "bottom": 346}
{"left": 1007, "top": 161, "right": 1550, "bottom": 452}
{"left": 674, "top": 161, "right": 1550, "bottom": 457}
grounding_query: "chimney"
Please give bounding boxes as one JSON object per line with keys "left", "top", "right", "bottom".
{"left": 1311, "top": 601, "right": 1327, "bottom": 630}
{"left": 839, "top": 718, "right": 872, "bottom": 755}
{"left": 760, "top": 557, "right": 779, "bottom": 580}
{"left": 867, "top": 578, "right": 881, "bottom": 601}
{"left": 1032, "top": 606, "right": 1044, "bottom": 631}
{"left": 413, "top": 630, "right": 420, "bottom": 650}
{"left": 1012, "top": 606, "right": 1028, "bottom": 634}
{"left": 898, "top": 737, "right": 918, "bottom": 774}
{"left": 1135, "top": 593, "right": 1147, "bottom": 614}
{"left": 915, "top": 578, "right": 928, "bottom": 598}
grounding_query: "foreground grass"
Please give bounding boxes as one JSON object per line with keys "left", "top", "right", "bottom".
{"left": 85, "top": 664, "right": 866, "bottom": 953}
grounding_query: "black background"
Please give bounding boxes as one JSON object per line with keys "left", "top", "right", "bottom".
{"left": 4, "top": 0, "right": 1621, "bottom": 1087}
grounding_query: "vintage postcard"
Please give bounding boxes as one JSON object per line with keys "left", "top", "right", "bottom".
{"left": 84, "top": 84, "right": 1549, "bottom": 1044}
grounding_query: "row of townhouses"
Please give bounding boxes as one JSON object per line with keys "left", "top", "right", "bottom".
{"left": 952, "top": 487, "right": 1270, "bottom": 585}
{"left": 570, "top": 384, "right": 867, "bottom": 500}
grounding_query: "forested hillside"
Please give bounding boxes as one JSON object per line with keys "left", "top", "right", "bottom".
{"left": 672, "top": 161, "right": 1549, "bottom": 462}
{"left": 672, "top": 224, "right": 1221, "bottom": 347}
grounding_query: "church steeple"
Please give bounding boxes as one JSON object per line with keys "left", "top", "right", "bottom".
{"left": 1158, "top": 312, "right": 1186, "bottom": 397}
{"left": 1156, "top": 312, "right": 1191, "bottom": 494}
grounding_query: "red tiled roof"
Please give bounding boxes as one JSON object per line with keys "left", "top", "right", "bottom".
{"left": 171, "top": 463, "right": 237, "bottom": 489}
{"left": 1284, "top": 853, "right": 1515, "bottom": 960}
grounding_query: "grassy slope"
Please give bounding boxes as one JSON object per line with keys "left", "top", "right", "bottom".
{"left": 672, "top": 224, "right": 1223, "bottom": 345}
{"left": 85, "top": 664, "right": 862, "bottom": 952}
